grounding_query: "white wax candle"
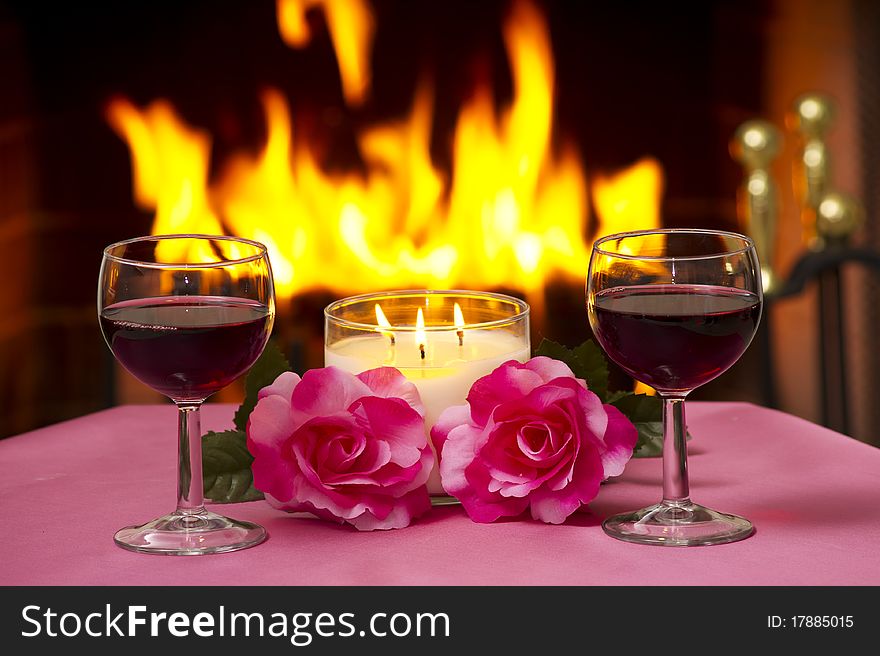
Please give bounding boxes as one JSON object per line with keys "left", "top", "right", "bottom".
{"left": 324, "top": 329, "right": 530, "bottom": 495}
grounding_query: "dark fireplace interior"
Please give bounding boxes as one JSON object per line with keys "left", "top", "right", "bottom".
{"left": 2, "top": 0, "right": 877, "bottom": 445}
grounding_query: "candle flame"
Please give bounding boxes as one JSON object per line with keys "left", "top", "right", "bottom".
{"left": 375, "top": 303, "right": 391, "bottom": 328}
{"left": 375, "top": 303, "right": 395, "bottom": 345}
{"left": 454, "top": 302, "right": 464, "bottom": 346}
{"left": 416, "top": 307, "right": 426, "bottom": 360}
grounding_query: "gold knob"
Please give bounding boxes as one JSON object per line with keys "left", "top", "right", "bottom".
{"left": 730, "top": 120, "right": 782, "bottom": 170}
{"left": 730, "top": 120, "right": 782, "bottom": 294}
{"left": 788, "top": 93, "right": 836, "bottom": 247}
{"left": 816, "top": 192, "right": 863, "bottom": 240}
{"left": 788, "top": 93, "right": 835, "bottom": 138}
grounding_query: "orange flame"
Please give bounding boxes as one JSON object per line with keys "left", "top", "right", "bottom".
{"left": 107, "top": 0, "right": 664, "bottom": 307}
{"left": 106, "top": 98, "right": 224, "bottom": 263}
{"left": 374, "top": 303, "right": 395, "bottom": 345}
{"left": 592, "top": 157, "right": 665, "bottom": 241}
{"left": 453, "top": 303, "right": 465, "bottom": 330}
{"left": 415, "top": 307, "right": 426, "bottom": 360}
{"left": 276, "top": 0, "right": 375, "bottom": 106}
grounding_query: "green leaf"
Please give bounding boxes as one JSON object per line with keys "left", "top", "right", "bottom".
{"left": 610, "top": 393, "right": 692, "bottom": 458}
{"left": 611, "top": 393, "right": 663, "bottom": 457}
{"left": 202, "top": 430, "right": 264, "bottom": 503}
{"left": 604, "top": 390, "right": 631, "bottom": 404}
{"left": 631, "top": 421, "right": 664, "bottom": 458}
{"left": 233, "top": 340, "right": 292, "bottom": 432}
{"left": 611, "top": 392, "right": 662, "bottom": 423}
{"left": 534, "top": 338, "right": 610, "bottom": 401}
{"left": 572, "top": 340, "right": 608, "bottom": 400}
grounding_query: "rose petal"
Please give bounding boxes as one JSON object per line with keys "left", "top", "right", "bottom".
{"left": 349, "top": 396, "right": 427, "bottom": 468}
{"left": 247, "top": 394, "right": 297, "bottom": 452}
{"left": 291, "top": 366, "right": 373, "bottom": 422}
{"left": 348, "top": 488, "right": 432, "bottom": 530}
{"left": 524, "top": 356, "right": 577, "bottom": 384}
{"left": 597, "top": 404, "right": 638, "bottom": 478}
{"left": 528, "top": 444, "right": 603, "bottom": 524}
{"left": 506, "top": 376, "right": 606, "bottom": 443}
{"left": 571, "top": 381, "right": 608, "bottom": 446}
{"left": 491, "top": 379, "right": 579, "bottom": 425}
{"left": 247, "top": 396, "right": 299, "bottom": 504}
{"left": 257, "top": 371, "right": 301, "bottom": 403}
{"left": 516, "top": 422, "right": 555, "bottom": 460}
{"left": 430, "top": 404, "right": 472, "bottom": 456}
{"left": 440, "top": 424, "right": 529, "bottom": 522}
{"left": 357, "top": 367, "right": 425, "bottom": 417}
{"left": 528, "top": 487, "right": 584, "bottom": 524}
{"left": 250, "top": 448, "right": 297, "bottom": 506}
{"left": 492, "top": 432, "right": 574, "bottom": 497}
{"left": 320, "top": 440, "right": 392, "bottom": 485}
{"left": 438, "top": 424, "right": 482, "bottom": 498}
{"left": 461, "top": 457, "right": 530, "bottom": 522}
{"left": 405, "top": 443, "right": 436, "bottom": 494}
{"left": 466, "top": 361, "right": 546, "bottom": 425}
{"left": 480, "top": 421, "right": 539, "bottom": 485}
{"left": 291, "top": 469, "right": 394, "bottom": 521}
{"left": 318, "top": 432, "right": 367, "bottom": 472}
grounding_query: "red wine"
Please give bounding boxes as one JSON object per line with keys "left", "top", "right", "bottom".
{"left": 591, "top": 285, "right": 761, "bottom": 392}
{"left": 100, "top": 296, "right": 272, "bottom": 400}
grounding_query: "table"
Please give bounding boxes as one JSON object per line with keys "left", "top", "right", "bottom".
{"left": 1, "top": 402, "right": 878, "bottom": 586}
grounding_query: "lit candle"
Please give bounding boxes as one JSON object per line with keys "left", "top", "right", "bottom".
{"left": 416, "top": 308, "right": 426, "bottom": 361}
{"left": 325, "top": 291, "right": 530, "bottom": 497}
{"left": 454, "top": 302, "right": 464, "bottom": 347}
{"left": 375, "top": 303, "right": 395, "bottom": 346}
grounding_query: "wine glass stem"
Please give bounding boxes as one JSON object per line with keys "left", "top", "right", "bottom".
{"left": 176, "top": 402, "right": 205, "bottom": 513}
{"left": 661, "top": 395, "right": 690, "bottom": 504}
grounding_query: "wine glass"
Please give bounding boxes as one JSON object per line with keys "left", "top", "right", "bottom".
{"left": 587, "top": 228, "right": 762, "bottom": 546}
{"left": 98, "top": 234, "right": 275, "bottom": 555}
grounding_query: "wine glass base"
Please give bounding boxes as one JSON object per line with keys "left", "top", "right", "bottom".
{"left": 114, "top": 509, "right": 267, "bottom": 555}
{"left": 602, "top": 500, "right": 754, "bottom": 547}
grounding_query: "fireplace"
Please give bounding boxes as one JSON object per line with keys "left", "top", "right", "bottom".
{"left": 2, "top": 0, "right": 877, "bottom": 444}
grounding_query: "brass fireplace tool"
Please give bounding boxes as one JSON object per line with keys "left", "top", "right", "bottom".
{"left": 788, "top": 93, "right": 863, "bottom": 249}
{"left": 731, "top": 93, "right": 872, "bottom": 434}
{"left": 730, "top": 119, "right": 782, "bottom": 293}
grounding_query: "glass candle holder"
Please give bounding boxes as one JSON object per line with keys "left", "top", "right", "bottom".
{"left": 325, "top": 290, "right": 530, "bottom": 501}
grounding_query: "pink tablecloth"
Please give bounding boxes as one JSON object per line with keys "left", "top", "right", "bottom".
{"left": 1, "top": 402, "right": 878, "bottom": 585}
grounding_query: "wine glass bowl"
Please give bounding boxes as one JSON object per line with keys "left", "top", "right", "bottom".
{"left": 99, "top": 234, "right": 275, "bottom": 555}
{"left": 587, "top": 229, "right": 762, "bottom": 546}
{"left": 100, "top": 296, "right": 272, "bottom": 401}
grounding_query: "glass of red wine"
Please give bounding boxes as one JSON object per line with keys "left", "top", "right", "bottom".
{"left": 587, "top": 228, "right": 762, "bottom": 546}
{"left": 99, "top": 234, "right": 275, "bottom": 555}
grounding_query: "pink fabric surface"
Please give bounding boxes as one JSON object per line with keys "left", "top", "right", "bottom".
{"left": 1, "top": 402, "right": 878, "bottom": 586}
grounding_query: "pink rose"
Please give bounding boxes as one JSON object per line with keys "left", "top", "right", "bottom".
{"left": 432, "top": 357, "right": 637, "bottom": 524}
{"left": 247, "top": 366, "right": 434, "bottom": 530}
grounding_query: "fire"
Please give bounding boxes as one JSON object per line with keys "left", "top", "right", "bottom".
{"left": 107, "top": 0, "right": 663, "bottom": 307}
{"left": 374, "top": 303, "right": 395, "bottom": 346}
{"left": 276, "top": 0, "right": 375, "bottom": 106}
{"left": 415, "top": 307, "right": 426, "bottom": 360}
{"left": 105, "top": 98, "right": 225, "bottom": 264}
{"left": 592, "top": 157, "right": 665, "bottom": 241}
{"left": 454, "top": 302, "right": 465, "bottom": 346}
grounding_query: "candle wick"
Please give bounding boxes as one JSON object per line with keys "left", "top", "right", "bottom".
{"left": 419, "top": 343, "right": 426, "bottom": 360}
{"left": 389, "top": 334, "right": 396, "bottom": 346}
{"left": 457, "top": 330, "right": 464, "bottom": 347}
